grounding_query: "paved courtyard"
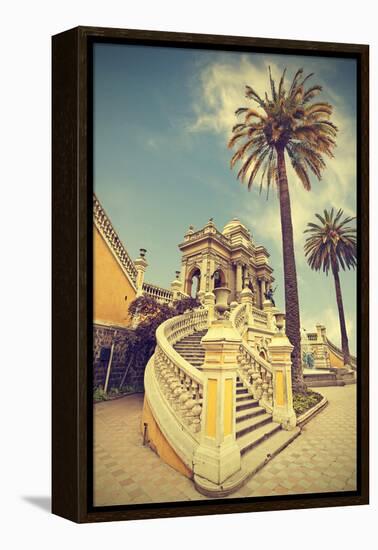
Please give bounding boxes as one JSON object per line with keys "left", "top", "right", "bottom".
{"left": 93, "top": 385, "right": 357, "bottom": 506}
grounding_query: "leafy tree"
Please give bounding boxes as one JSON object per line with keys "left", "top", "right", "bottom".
{"left": 304, "top": 208, "right": 356, "bottom": 365}
{"left": 228, "top": 67, "right": 338, "bottom": 392}
{"left": 122, "top": 295, "right": 201, "bottom": 388}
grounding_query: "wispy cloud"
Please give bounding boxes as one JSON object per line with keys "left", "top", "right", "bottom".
{"left": 189, "top": 56, "right": 356, "bottom": 257}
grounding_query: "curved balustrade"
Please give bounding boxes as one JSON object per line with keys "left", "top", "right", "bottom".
{"left": 231, "top": 303, "right": 274, "bottom": 411}
{"left": 144, "top": 307, "right": 208, "bottom": 473}
{"left": 326, "top": 338, "right": 357, "bottom": 370}
{"left": 143, "top": 282, "right": 174, "bottom": 304}
{"left": 233, "top": 302, "right": 248, "bottom": 335}
{"left": 93, "top": 194, "right": 138, "bottom": 284}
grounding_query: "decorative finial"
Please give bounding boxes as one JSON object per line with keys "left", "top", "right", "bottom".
{"left": 175, "top": 270, "right": 180, "bottom": 279}
{"left": 139, "top": 248, "right": 147, "bottom": 258}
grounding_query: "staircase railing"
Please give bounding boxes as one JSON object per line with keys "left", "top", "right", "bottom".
{"left": 326, "top": 337, "right": 357, "bottom": 370}
{"left": 252, "top": 306, "right": 269, "bottom": 327}
{"left": 231, "top": 302, "right": 274, "bottom": 411}
{"left": 144, "top": 307, "right": 208, "bottom": 470}
{"left": 142, "top": 282, "right": 174, "bottom": 304}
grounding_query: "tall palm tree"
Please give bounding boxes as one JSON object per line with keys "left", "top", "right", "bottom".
{"left": 304, "top": 208, "right": 356, "bottom": 366}
{"left": 228, "top": 67, "right": 337, "bottom": 392}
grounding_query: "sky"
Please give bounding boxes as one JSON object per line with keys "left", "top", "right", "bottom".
{"left": 93, "top": 43, "right": 357, "bottom": 354}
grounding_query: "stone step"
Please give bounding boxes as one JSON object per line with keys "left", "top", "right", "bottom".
{"left": 236, "top": 399, "right": 259, "bottom": 412}
{"left": 236, "top": 413, "right": 273, "bottom": 439}
{"left": 238, "top": 422, "right": 281, "bottom": 456}
{"left": 173, "top": 346, "right": 204, "bottom": 352}
{"left": 236, "top": 394, "right": 255, "bottom": 403}
{"left": 173, "top": 347, "right": 204, "bottom": 354}
{"left": 236, "top": 406, "right": 266, "bottom": 423}
{"left": 236, "top": 388, "right": 248, "bottom": 395}
{"left": 174, "top": 354, "right": 205, "bottom": 360}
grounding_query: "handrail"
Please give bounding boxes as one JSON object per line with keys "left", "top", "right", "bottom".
{"left": 326, "top": 337, "right": 357, "bottom": 369}
{"left": 231, "top": 302, "right": 273, "bottom": 410}
{"left": 145, "top": 307, "right": 208, "bottom": 450}
{"left": 155, "top": 309, "right": 207, "bottom": 386}
{"left": 93, "top": 194, "right": 138, "bottom": 286}
{"left": 252, "top": 306, "right": 269, "bottom": 327}
{"left": 143, "top": 282, "right": 174, "bottom": 303}
{"left": 232, "top": 302, "right": 248, "bottom": 335}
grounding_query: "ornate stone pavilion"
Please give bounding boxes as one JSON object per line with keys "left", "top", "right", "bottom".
{"left": 179, "top": 218, "right": 274, "bottom": 307}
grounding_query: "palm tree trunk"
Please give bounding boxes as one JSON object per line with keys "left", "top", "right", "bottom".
{"left": 332, "top": 265, "right": 351, "bottom": 365}
{"left": 276, "top": 147, "right": 306, "bottom": 392}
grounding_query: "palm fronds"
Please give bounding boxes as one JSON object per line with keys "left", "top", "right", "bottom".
{"left": 228, "top": 67, "right": 338, "bottom": 193}
{"left": 304, "top": 208, "right": 357, "bottom": 274}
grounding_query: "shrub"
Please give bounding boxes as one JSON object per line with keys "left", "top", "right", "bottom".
{"left": 293, "top": 389, "right": 323, "bottom": 416}
{"left": 93, "top": 386, "right": 108, "bottom": 402}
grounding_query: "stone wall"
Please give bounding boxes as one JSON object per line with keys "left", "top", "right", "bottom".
{"left": 93, "top": 323, "right": 145, "bottom": 391}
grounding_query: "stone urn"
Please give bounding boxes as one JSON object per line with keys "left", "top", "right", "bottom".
{"left": 214, "top": 287, "right": 231, "bottom": 319}
{"left": 274, "top": 312, "right": 285, "bottom": 333}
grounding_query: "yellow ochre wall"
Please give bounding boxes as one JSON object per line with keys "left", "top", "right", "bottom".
{"left": 141, "top": 397, "right": 193, "bottom": 479}
{"left": 93, "top": 225, "right": 136, "bottom": 327}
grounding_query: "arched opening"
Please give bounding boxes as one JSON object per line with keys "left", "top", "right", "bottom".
{"left": 212, "top": 268, "right": 226, "bottom": 289}
{"left": 186, "top": 267, "right": 201, "bottom": 298}
{"left": 259, "top": 350, "right": 267, "bottom": 361}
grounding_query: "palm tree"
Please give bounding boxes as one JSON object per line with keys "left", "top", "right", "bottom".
{"left": 228, "top": 67, "right": 337, "bottom": 392}
{"left": 304, "top": 208, "right": 356, "bottom": 366}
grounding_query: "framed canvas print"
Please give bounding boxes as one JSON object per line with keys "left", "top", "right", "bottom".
{"left": 52, "top": 26, "right": 369, "bottom": 523}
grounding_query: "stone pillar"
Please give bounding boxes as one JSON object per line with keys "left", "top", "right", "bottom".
{"left": 200, "top": 256, "right": 208, "bottom": 294}
{"left": 268, "top": 329, "right": 296, "bottom": 430}
{"left": 260, "top": 279, "right": 266, "bottom": 306}
{"left": 235, "top": 263, "right": 243, "bottom": 301}
{"left": 263, "top": 299, "right": 277, "bottom": 330}
{"left": 193, "top": 320, "right": 242, "bottom": 485}
{"left": 240, "top": 287, "right": 254, "bottom": 346}
{"left": 134, "top": 255, "right": 148, "bottom": 297}
{"left": 208, "top": 258, "right": 216, "bottom": 291}
{"left": 240, "top": 287, "right": 253, "bottom": 323}
{"left": 316, "top": 324, "right": 326, "bottom": 342}
{"left": 203, "top": 291, "right": 216, "bottom": 323}
{"left": 171, "top": 277, "right": 183, "bottom": 301}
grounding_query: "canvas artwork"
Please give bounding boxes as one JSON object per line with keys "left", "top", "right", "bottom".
{"left": 92, "top": 43, "right": 358, "bottom": 507}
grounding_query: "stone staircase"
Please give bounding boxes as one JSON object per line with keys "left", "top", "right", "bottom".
{"left": 173, "top": 330, "right": 299, "bottom": 482}
{"left": 173, "top": 330, "right": 206, "bottom": 369}
{"left": 235, "top": 379, "right": 281, "bottom": 456}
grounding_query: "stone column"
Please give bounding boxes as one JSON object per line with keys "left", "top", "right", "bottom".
{"left": 170, "top": 277, "right": 183, "bottom": 301}
{"left": 316, "top": 324, "right": 326, "bottom": 342}
{"left": 193, "top": 319, "right": 242, "bottom": 486}
{"left": 203, "top": 291, "right": 216, "bottom": 324}
{"left": 208, "top": 258, "right": 216, "bottom": 291}
{"left": 235, "top": 262, "right": 243, "bottom": 301}
{"left": 240, "top": 287, "right": 254, "bottom": 346}
{"left": 268, "top": 328, "right": 296, "bottom": 430}
{"left": 134, "top": 255, "right": 148, "bottom": 297}
{"left": 199, "top": 256, "right": 208, "bottom": 294}
{"left": 260, "top": 278, "right": 266, "bottom": 306}
{"left": 263, "top": 299, "right": 277, "bottom": 330}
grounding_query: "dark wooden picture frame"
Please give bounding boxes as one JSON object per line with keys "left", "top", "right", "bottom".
{"left": 52, "top": 26, "right": 369, "bottom": 523}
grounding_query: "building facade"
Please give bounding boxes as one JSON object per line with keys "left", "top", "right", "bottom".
{"left": 178, "top": 218, "right": 275, "bottom": 307}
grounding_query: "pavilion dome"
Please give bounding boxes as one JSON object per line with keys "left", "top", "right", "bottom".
{"left": 222, "top": 218, "right": 248, "bottom": 235}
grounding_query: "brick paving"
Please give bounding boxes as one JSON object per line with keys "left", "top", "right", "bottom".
{"left": 93, "top": 385, "right": 357, "bottom": 506}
